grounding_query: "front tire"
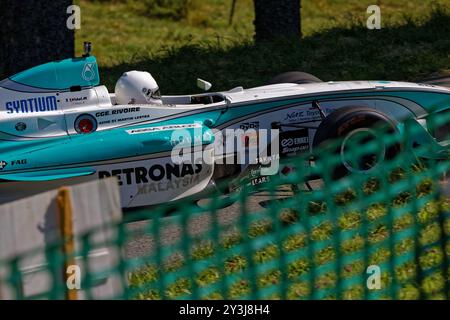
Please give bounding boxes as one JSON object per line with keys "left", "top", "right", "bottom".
{"left": 313, "top": 106, "right": 401, "bottom": 179}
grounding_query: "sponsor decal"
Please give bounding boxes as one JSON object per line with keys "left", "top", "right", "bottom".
{"left": 280, "top": 129, "right": 310, "bottom": 155}
{"left": 418, "top": 83, "right": 435, "bottom": 88}
{"left": 136, "top": 174, "right": 201, "bottom": 195}
{"left": 82, "top": 62, "right": 96, "bottom": 81}
{"left": 11, "top": 159, "right": 27, "bottom": 166}
{"left": 256, "top": 153, "right": 279, "bottom": 165}
{"left": 98, "top": 163, "right": 203, "bottom": 186}
{"left": 95, "top": 107, "right": 141, "bottom": 118}
{"left": 5, "top": 96, "right": 57, "bottom": 114}
{"left": 0, "top": 160, "right": 7, "bottom": 170}
{"left": 230, "top": 166, "right": 271, "bottom": 193}
{"left": 250, "top": 175, "right": 271, "bottom": 186}
{"left": 283, "top": 105, "right": 335, "bottom": 123}
{"left": 132, "top": 114, "right": 150, "bottom": 120}
{"left": 171, "top": 134, "right": 207, "bottom": 147}
{"left": 126, "top": 123, "right": 202, "bottom": 135}
{"left": 283, "top": 108, "right": 322, "bottom": 123}
{"left": 112, "top": 107, "right": 140, "bottom": 115}
{"left": 66, "top": 96, "right": 88, "bottom": 104}
{"left": 240, "top": 121, "right": 260, "bottom": 130}
{"left": 95, "top": 107, "right": 148, "bottom": 125}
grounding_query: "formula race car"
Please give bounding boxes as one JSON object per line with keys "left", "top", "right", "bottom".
{"left": 0, "top": 44, "right": 448, "bottom": 208}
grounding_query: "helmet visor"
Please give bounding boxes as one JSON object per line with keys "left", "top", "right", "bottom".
{"left": 151, "top": 87, "right": 161, "bottom": 100}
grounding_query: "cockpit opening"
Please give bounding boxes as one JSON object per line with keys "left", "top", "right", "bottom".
{"left": 190, "top": 94, "right": 225, "bottom": 105}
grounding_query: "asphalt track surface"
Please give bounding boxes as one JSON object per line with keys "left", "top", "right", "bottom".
{"left": 125, "top": 77, "right": 450, "bottom": 259}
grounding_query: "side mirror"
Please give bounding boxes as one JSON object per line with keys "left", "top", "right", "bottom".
{"left": 197, "top": 78, "right": 212, "bottom": 91}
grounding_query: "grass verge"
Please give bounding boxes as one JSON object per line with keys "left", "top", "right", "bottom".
{"left": 128, "top": 172, "right": 450, "bottom": 300}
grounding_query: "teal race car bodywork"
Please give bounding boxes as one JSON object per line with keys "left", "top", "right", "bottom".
{"left": 0, "top": 53, "right": 448, "bottom": 208}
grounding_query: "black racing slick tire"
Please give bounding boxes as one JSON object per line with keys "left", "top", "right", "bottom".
{"left": 312, "top": 106, "right": 401, "bottom": 179}
{"left": 266, "top": 71, "right": 323, "bottom": 85}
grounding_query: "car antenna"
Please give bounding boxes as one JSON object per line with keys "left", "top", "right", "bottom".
{"left": 83, "top": 42, "right": 92, "bottom": 57}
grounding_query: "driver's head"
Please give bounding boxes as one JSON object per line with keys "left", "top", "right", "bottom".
{"left": 115, "top": 71, "right": 162, "bottom": 105}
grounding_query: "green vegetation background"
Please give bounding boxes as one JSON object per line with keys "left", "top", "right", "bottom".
{"left": 75, "top": 0, "right": 450, "bottom": 94}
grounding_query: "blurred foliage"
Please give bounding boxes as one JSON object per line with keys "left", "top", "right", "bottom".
{"left": 75, "top": 1, "right": 448, "bottom": 61}
{"left": 94, "top": 4, "right": 450, "bottom": 95}
{"left": 70, "top": 1, "right": 450, "bottom": 94}
{"left": 142, "top": 0, "right": 193, "bottom": 21}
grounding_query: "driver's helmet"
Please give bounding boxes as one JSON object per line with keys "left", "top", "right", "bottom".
{"left": 115, "top": 71, "right": 162, "bottom": 105}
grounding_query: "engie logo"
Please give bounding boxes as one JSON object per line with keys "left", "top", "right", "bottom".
{"left": 280, "top": 129, "right": 310, "bottom": 155}
{"left": 5, "top": 96, "right": 57, "bottom": 114}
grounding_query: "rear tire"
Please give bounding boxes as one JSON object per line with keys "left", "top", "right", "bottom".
{"left": 266, "top": 71, "right": 322, "bottom": 85}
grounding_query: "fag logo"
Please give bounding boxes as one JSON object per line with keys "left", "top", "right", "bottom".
{"left": 82, "top": 63, "right": 96, "bottom": 81}
{"left": 11, "top": 159, "right": 27, "bottom": 166}
{"left": 0, "top": 160, "right": 7, "bottom": 170}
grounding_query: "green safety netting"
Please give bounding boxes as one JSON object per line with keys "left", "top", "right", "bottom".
{"left": 0, "top": 111, "right": 449, "bottom": 300}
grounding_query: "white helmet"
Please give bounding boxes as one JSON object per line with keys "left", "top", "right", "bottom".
{"left": 115, "top": 71, "right": 162, "bottom": 105}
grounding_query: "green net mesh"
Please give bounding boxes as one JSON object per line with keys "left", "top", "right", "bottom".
{"left": 0, "top": 110, "right": 449, "bottom": 300}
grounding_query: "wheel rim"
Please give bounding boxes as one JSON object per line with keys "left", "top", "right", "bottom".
{"left": 340, "top": 128, "right": 386, "bottom": 174}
